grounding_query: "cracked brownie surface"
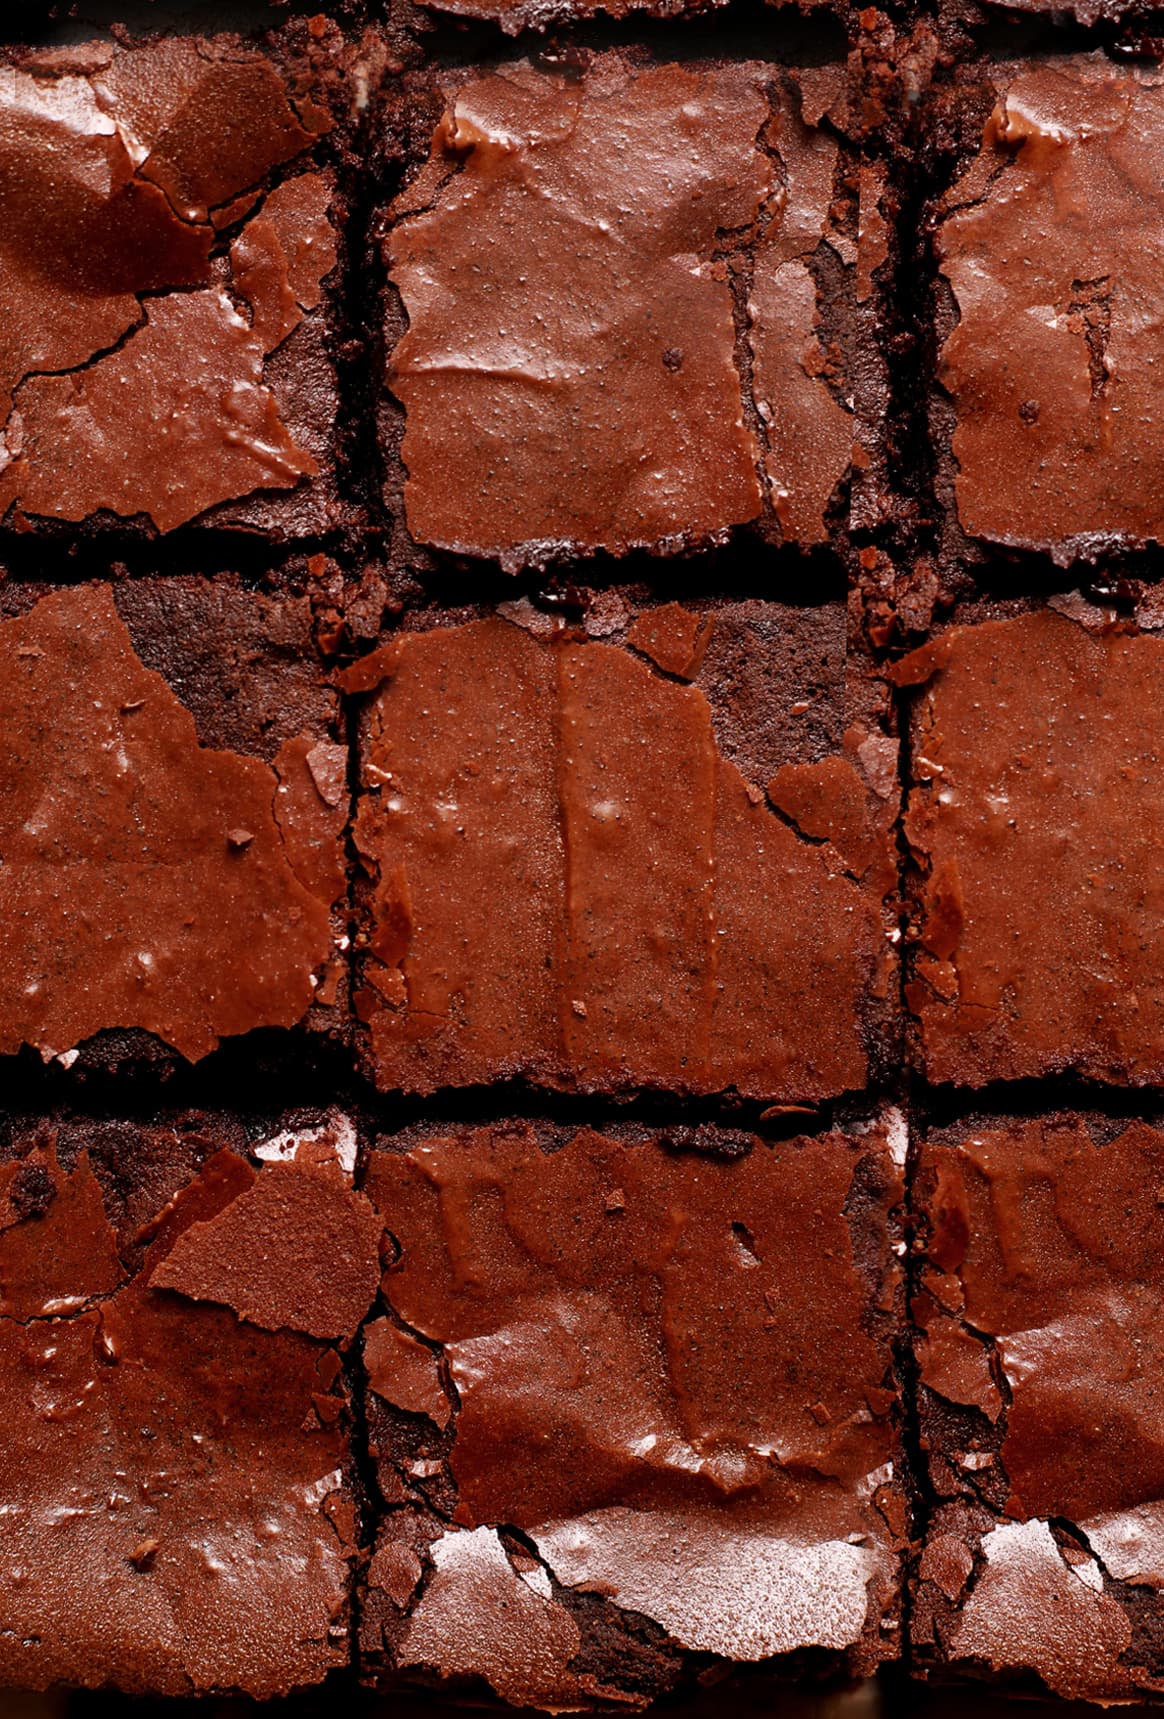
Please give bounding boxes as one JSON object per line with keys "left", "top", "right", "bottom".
{"left": 0, "top": 24, "right": 355, "bottom": 538}
{"left": 911, "top": 1110, "right": 1164, "bottom": 1702}
{"left": 376, "top": 50, "right": 859, "bottom": 572}
{"left": 359, "top": 1114, "right": 908, "bottom": 1704}
{"left": 930, "top": 54, "right": 1164, "bottom": 564}
{"left": 0, "top": 1108, "right": 370, "bottom": 1696}
{"left": 9, "top": 0, "right": 1164, "bottom": 1708}
{"left": 0, "top": 576, "right": 349, "bottom": 1072}
{"left": 894, "top": 601, "right": 1164, "bottom": 1087}
{"left": 345, "top": 592, "right": 899, "bottom": 1102}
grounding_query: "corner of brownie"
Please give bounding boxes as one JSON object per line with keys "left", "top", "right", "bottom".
{"left": 912, "top": 1108, "right": 1164, "bottom": 1702}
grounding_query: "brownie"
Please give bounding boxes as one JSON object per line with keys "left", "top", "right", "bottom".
{"left": 0, "top": 575, "right": 349, "bottom": 1072}
{"left": 927, "top": 53, "right": 1164, "bottom": 567}
{"left": 912, "top": 1109, "right": 1164, "bottom": 1702}
{"left": 0, "top": 1107, "right": 378, "bottom": 1696}
{"left": 0, "top": 23, "right": 359, "bottom": 539}
{"left": 377, "top": 50, "right": 860, "bottom": 572}
{"left": 892, "top": 598, "right": 1164, "bottom": 1087}
{"left": 359, "top": 1112, "right": 908, "bottom": 1705}
{"left": 345, "top": 591, "right": 899, "bottom": 1102}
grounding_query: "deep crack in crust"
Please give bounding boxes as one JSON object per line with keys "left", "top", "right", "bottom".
{"left": 928, "top": 0, "right": 1164, "bottom": 49}
{"left": 390, "top": 0, "right": 852, "bottom": 42}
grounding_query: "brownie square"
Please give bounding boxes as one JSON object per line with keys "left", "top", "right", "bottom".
{"left": 912, "top": 1110, "right": 1164, "bottom": 1702}
{"left": 359, "top": 1113, "right": 907, "bottom": 1705}
{"left": 894, "top": 598, "right": 1164, "bottom": 1086}
{"left": 0, "top": 1107, "right": 377, "bottom": 1696}
{"left": 929, "top": 53, "right": 1164, "bottom": 564}
{"left": 346, "top": 591, "right": 899, "bottom": 1102}
{"left": 378, "top": 51, "right": 858, "bottom": 571}
{"left": 0, "top": 574, "right": 349, "bottom": 1072}
{"left": 0, "top": 24, "right": 355, "bottom": 539}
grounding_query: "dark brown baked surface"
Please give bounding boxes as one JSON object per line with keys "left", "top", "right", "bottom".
{"left": 894, "top": 601, "right": 1164, "bottom": 1087}
{"left": 7, "top": 3, "right": 1164, "bottom": 1709}
{"left": 0, "top": 575, "right": 348, "bottom": 1073}
{"left": 0, "top": 22, "right": 356, "bottom": 539}
{"left": 930, "top": 55, "right": 1164, "bottom": 565}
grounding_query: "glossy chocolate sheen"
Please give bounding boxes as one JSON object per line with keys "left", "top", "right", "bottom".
{"left": 895, "top": 606, "right": 1164, "bottom": 1085}
{"left": 913, "top": 1114, "right": 1164, "bottom": 1701}
{"left": 0, "top": 34, "right": 343, "bottom": 536}
{"left": 935, "top": 56, "right": 1164, "bottom": 560}
{"left": 0, "top": 581, "right": 347, "bottom": 1066}
{"left": 384, "top": 55, "right": 852, "bottom": 566}
{"left": 0, "top": 1111, "right": 376, "bottom": 1696}
{"left": 348, "top": 600, "right": 897, "bottom": 1101}
{"left": 361, "top": 1117, "right": 906, "bottom": 1704}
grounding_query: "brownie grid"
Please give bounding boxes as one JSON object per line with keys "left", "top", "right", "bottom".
{"left": 8, "top": 0, "right": 1164, "bottom": 1709}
